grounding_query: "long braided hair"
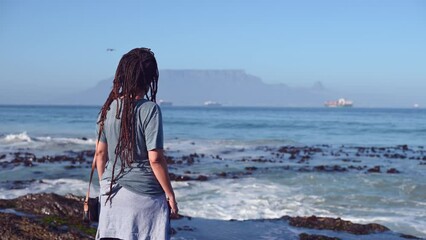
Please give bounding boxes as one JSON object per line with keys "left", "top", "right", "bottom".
{"left": 97, "top": 48, "right": 159, "bottom": 203}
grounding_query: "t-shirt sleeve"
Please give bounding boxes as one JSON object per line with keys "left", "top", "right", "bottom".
{"left": 96, "top": 121, "right": 107, "bottom": 143}
{"left": 144, "top": 105, "right": 164, "bottom": 150}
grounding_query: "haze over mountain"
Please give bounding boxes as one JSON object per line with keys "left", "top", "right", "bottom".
{"left": 56, "top": 70, "right": 335, "bottom": 107}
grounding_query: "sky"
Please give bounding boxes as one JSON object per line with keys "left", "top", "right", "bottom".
{"left": 0, "top": 0, "right": 425, "bottom": 106}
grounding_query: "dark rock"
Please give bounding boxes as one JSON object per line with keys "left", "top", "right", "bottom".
{"left": 23, "top": 160, "right": 34, "bottom": 167}
{"left": 251, "top": 158, "right": 269, "bottom": 163}
{"left": 0, "top": 193, "right": 96, "bottom": 239}
{"left": 298, "top": 167, "right": 311, "bottom": 172}
{"left": 286, "top": 215, "right": 389, "bottom": 235}
{"left": 169, "top": 173, "right": 192, "bottom": 181}
{"left": 399, "top": 233, "right": 422, "bottom": 239}
{"left": 177, "top": 225, "right": 195, "bottom": 231}
{"left": 196, "top": 175, "right": 208, "bottom": 181}
{"left": 0, "top": 212, "right": 91, "bottom": 240}
{"left": 245, "top": 166, "right": 258, "bottom": 171}
{"left": 313, "top": 165, "right": 347, "bottom": 172}
{"left": 367, "top": 166, "right": 381, "bottom": 173}
{"left": 299, "top": 233, "right": 341, "bottom": 240}
{"left": 0, "top": 193, "right": 82, "bottom": 219}
{"left": 348, "top": 165, "right": 367, "bottom": 171}
{"left": 165, "top": 155, "right": 175, "bottom": 164}
{"left": 65, "top": 165, "right": 77, "bottom": 169}
{"left": 399, "top": 145, "right": 409, "bottom": 151}
{"left": 386, "top": 168, "right": 400, "bottom": 174}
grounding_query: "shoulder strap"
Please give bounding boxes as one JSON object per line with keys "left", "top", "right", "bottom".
{"left": 84, "top": 155, "right": 96, "bottom": 205}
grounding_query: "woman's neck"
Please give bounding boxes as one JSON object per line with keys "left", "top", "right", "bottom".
{"left": 117, "top": 91, "right": 145, "bottom": 100}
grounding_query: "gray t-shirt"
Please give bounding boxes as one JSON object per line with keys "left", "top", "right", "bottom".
{"left": 96, "top": 99, "right": 164, "bottom": 196}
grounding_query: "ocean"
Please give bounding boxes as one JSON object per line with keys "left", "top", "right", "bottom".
{"left": 0, "top": 105, "right": 425, "bottom": 238}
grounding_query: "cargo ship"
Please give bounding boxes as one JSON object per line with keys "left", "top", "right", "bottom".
{"left": 324, "top": 98, "right": 353, "bottom": 108}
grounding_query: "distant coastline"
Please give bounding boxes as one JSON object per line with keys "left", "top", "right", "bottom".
{"left": 0, "top": 104, "right": 424, "bottom": 110}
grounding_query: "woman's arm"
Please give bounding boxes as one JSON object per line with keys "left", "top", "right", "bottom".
{"left": 148, "top": 149, "right": 179, "bottom": 216}
{"left": 95, "top": 141, "right": 108, "bottom": 181}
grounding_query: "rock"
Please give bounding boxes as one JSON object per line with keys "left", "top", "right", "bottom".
{"left": 299, "top": 233, "right": 341, "bottom": 240}
{"left": 176, "top": 225, "right": 195, "bottom": 231}
{"left": 0, "top": 212, "right": 91, "bottom": 240}
{"left": 367, "top": 166, "right": 381, "bottom": 173}
{"left": 285, "top": 215, "right": 389, "bottom": 235}
{"left": 0, "top": 194, "right": 97, "bottom": 239}
{"left": 313, "top": 165, "right": 347, "bottom": 172}
{"left": 386, "top": 168, "right": 400, "bottom": 174}
{"left": 399, "top": 233, "right": 422, "bottom": 239}
{"left": 196, "top": 175, "right": 208, "bottom": 181}
{"left": 245, "top": 166, "right": 258, "bottom": 171}
{"left": 399, "top": 145, "right": 409, "bottom": 151}
{"left": 0, "top": 193, "right": 83, "bottom": 220}
{"left": 168, "top": 173, "right": 192, "bottom": 181}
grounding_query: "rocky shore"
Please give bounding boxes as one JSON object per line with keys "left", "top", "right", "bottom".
{"left": 2, "top": 144, "right": 425, "bottom": 181}
{"left": 0, "top": 193, "right": 421, "bottom": 240}
{"left": 1, "top": 144, "right": 425, "bottom": 239}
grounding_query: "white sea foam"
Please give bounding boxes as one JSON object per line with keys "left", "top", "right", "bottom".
{"left": 0, "top": 178, "right": 98, "bottom": 199}
{"left": 3, "top": 132, "right": 32, "bottom": 143}
{"left": 35, "top": 136, "right": 96, "bottom": 145}
{"left": 172, "top": 177, "right": 329, "bottom": 220}
{"left": 1, "top": 132, "right": 95, "bottom": 145}
{"left": 171, "top": 174, "right": 426, "bottom": 238}
{"left": 0, "top": 132, "right": 96, "bottom": 154}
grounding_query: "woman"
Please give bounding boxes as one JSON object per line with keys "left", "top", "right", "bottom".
{"left": 94, "top": 48, "right": 178, "bottom": 240}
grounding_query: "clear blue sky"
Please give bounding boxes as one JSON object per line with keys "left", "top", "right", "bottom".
{"left": 0, "top": 0, "right": 425, "bottom": 106}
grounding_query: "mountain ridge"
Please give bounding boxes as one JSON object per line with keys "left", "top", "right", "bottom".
{"left": 55, "top": 69, "right": 333, "bottom": 107}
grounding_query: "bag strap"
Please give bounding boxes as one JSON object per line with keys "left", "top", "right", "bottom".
{"left": 84, "top": 154, "right": 96, "bottom": 209}
{"left": 85, "top": 124, "right": 104, "bottom": 208}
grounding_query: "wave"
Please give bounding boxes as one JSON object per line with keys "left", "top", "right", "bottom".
{"left": 3, "top": 132, "right": 32, "bottom": 143}
{"left": 35, "top": 136, "right": 96, "bottom": 145}
{"left": 0, "top": 132, "right": 96, "bottom": 145}
{"left": 0, "top": 178, "right": 96, "bottom": 199}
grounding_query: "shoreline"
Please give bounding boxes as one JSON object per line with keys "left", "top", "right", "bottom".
{"left": 0, "top": 192, "right": 421, "bottom": 240}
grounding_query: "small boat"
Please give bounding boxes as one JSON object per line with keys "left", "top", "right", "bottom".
{"left": 204, "top": 101, "right": 222, "bottom": 107}
{"left": 324, "top": 98, "right": 353, "bottom": 108}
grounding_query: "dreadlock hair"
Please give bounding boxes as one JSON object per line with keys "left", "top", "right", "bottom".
{"left": 97, "top": 48, "right": 159, "bottom": 203}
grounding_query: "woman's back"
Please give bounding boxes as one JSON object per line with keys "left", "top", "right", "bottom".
{"left": 98, "top": 98, "right": 164, "bottom": 196}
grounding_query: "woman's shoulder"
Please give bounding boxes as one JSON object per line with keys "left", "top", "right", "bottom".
{"left": 135, "top": 99, "right": 161, "bottom": 113}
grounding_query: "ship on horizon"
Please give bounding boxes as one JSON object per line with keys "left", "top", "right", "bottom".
{"left": 204, "top": 101, "right": 222, "bottom": 107}
{"left": 158, "top": 99, "right": 173, "bottom": 107}
{"left": 324, "top": 98, "right": 353, "bottom": 108}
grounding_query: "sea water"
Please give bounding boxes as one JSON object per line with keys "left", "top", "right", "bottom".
{"left": 0, "top": 105, "right": 425, "bottom": 237}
